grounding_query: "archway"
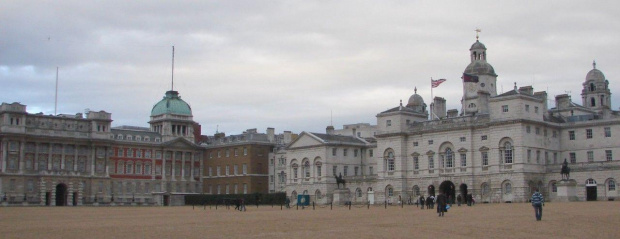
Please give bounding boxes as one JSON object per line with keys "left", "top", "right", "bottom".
{"left": 428, "top": 185, "right": 435, "bottom": 196}
{"left": 55, "top": 184, "right": 68, "bottom": 206}
{"left": 439, "top": 181, "right": 456, "bottom": 203}
{"left": 459, "top": 184, "right": 468, "bottom": 203}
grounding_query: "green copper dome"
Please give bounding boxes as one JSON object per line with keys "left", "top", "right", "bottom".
{"left": 150, "top": 91, "right": 192, "bottom": 116}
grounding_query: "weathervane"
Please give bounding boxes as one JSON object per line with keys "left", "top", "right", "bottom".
{"left": 593, "top": 60, "right": 596, "bottom": 69}
{"left": 475, "top": 28, "right": 481, "bottom": 40}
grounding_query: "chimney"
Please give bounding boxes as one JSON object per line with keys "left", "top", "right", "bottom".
{"left": 326, "top": 125, "right": 335, "bottom": 135}
{"left": 433, "top": 97, "right": 446, "bottom": 119}
{"left": 283, "top": 131, "right": 292, "bottom": 144}
{"left": 267, "top": 127, "right": 275, "bottom": 142}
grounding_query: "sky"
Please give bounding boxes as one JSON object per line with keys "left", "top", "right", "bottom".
{"left": 2, "top": 0, "right": 620, "bottom": 135}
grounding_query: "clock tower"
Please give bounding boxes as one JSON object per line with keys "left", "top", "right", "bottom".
{"left": 462, "top": 31, "right": 498, "bottom": 115}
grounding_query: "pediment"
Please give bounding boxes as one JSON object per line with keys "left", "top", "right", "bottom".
{"left": 479, "top": 146, "right": 490, "bottom": 151}
{"left": 458, "top": 147, "right": 468, "bottom": 153}
{"left": 287, "top": 132, "right": 325, "bottom": 149}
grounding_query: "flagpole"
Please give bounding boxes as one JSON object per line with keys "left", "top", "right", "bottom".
{"left": 430, "top": 77, "right": 433, "bottom": 120}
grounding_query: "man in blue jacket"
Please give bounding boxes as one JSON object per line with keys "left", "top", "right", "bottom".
{"left": 530, "top": 188, "right": 544, "bottom": 221}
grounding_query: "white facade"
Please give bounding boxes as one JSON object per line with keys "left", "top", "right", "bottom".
{"left": 282, "top": 38, "right": 620, "bottom": 204}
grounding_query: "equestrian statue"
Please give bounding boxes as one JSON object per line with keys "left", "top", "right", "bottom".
{"left": 561, "top": 158, "right": 571, "bottom": 180}
{"left": 334, "top": 173, "right": 346, "bottom": 189}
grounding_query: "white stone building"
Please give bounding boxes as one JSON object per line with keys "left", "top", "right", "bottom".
{"left": 282, "top": 37, "right": 620, "bottom": 204}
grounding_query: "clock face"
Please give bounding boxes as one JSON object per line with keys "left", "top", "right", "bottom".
{"left": 481, "top": 83, "right": 486, "bottom": 87}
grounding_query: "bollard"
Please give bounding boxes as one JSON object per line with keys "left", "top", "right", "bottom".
{"left": 313, "top": 201, "right": 315, "bottom": 210}
{"left": 296, "top": 204, "right": 298, "bottom": 210}
{"left": 349, "top": 203, "right": 351, "bottom": 210}
{"left": 281, "top": 203, "right": 283, "bottom": 210}
{"left": 368, "top": 201, "right": 370, "bottom": 209}
{"left": 384, "top": 200, "right": 387, "bottom": 209}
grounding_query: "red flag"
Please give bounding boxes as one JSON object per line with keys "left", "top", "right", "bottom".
{"left": 462, "top": 73, "right": 479, "bottom": 83}
{"left": 431, "top": 78, "right": 446, "bottom": 88}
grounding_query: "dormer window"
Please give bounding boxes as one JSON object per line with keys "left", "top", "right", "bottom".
{"left": 117, "top": 134, "right": 124, "bottom": 140}
{"left": 127, "top": 135, "right": 132, "bottom": 141}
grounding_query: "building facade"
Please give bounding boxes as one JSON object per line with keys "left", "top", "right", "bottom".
{"left": 282, "top": 37, "right": 620, "bottom": 204}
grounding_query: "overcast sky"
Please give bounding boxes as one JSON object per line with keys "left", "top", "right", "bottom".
{"left": 2, "top": 1, "right": 620, "bottom": 135}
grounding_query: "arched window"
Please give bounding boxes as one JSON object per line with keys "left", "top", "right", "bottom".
{"left": 304, "top": 161, "right": 311, "bottom": 178}
{"left": 413, "top": 185, "right": 420, "bottom": 196}
{"left": 315, "top": 190, "right": 322, "bottom": 199}
{"left": 315, "top": 161, "right": 322, "bottom": 178}
{"left": 445, "top": 148, "right": 453, "bottom": 168}
{"left": 504, "top": 142, "right": 513, "bottom": 164}
{"left": 590, "top": 83, "right": 596, "bottom": 91}
{"left": 387, "top": 186, "right": 394, "bottom": 197}
{"left": 608, "top": 180, "right": 616, "bottom": 191}
{"left": 481, "top": 183, "right": 490, "bottom": 195}
{"left": 126, "top": 161, "right": 134, "bottom": 174}
{"left": 386, "top": 151, "right": 395, "bottom": 172}
{"left": 292, "top": 163, "right": 299, "bottom": 181}
{"left": 504, "top": 183, "right": 512, "bottom": 194}
{"left": 552, "top": 182, "right": 557, "bottom": 193}
{"left": 356, "top": 188, "right": 362, "bottom": 197}
{"left": 591, "top": 97, "right": 596, "bottom": 107}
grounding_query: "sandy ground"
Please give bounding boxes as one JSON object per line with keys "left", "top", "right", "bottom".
{"left": 0, "top": 201, "right": 619, "bottom": 239}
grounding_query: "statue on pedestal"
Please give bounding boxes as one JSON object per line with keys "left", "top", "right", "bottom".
{"left": 561, "top": 159, "right": 570, "bottom": 180}
{"left": 334, "top": 173, "right": 346, "bottom": 189}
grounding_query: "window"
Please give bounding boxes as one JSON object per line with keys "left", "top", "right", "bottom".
{"left": 216, "top": 166, "right": 221, "bottom": 176}
{"left": 569, "top": 131, "right": 575, "bottom": 140}
{"left": 604, "top": 127, "right": 611, "bottom": 137}
{"left": 208, "top": 167, "right": 212, "bottom": 176}
{"left": 536, "top": 150, "right": 540, "bottom": 164}
{"left": 481, "top": 135, "right": 487, "bottom": 141}
{"left": 586, "top": 129, "right": 593, "bottom": 139}
{"left": 444, "top": 148, "right": 453, "bottom": 168}
{"left": 234, "top": 165, "right": 238, "bottom": 175}
{"left": 145, "top": 150, "right": 151, "bottom": 159}
{"left": 136, "top": 150, "right": 142, "bottom": 158}
{"left": 587, "top": 151, "right": 594, "bottom": 162}
{"left": 225, "top": 149, "right": 230, "bottom": 157}
{"left": 145, "top": 163, "right": 151, "bottom": 175}
{"left": 117, "top": 161, "right": 124, "bottom": 174}
{"left": 386, "top": 120, "right": 392, "bottom": 127}
{"left": 234, "top": 149, "right": 238, "bottom": 156}
{"left": 553, "top": 152, "right": 558, "bottom": 164}
{"left": 527, "top": 149, "right": 532, "bottom": 162}
{"left": 225, "top": 165, "right": 230, "bottom": 176}
{"left": 428, "top": 155, "right": 434, "bottom": 169}
{"left": 369, "top": 150, "right": 374, "bottom": 157}
{"left": 552, "top": 183, "right": 557, "bottom": 193}
{"left": 526, "top": 126, "right": 531, "bottom": 133}
{"left": 387, "top": 152, "right": 395, "bottom": 171}
{"left": 369, "top": 166, "right": 373, "bottom": 175}
{"left": 460, "top": 137, "right": 466, "bottom": 142}
{"left": 225, "top": 184, "right": 230, "bottom": 194}
{"left": 413, "top": 142, "right": 418, "bottom": 147}
{"left": 505, "top": 183, "right": 512, "bottom": 194}
{"left": 243, "top": 147, "right": 248, "bottom": 155}
{"left": 502, "top": 105, "right": 509, "bottom": 112}
{"left": 553, "top": 131, "right": 557, "bottom": 138}
{"left": 242, "top": 164, "right": 247, "bottom": 174}
{"left": 535, "top": 127, "right": 540, "bottom": 135}
{"left": 316, "top": 164, "right": 322, "bottom": 177}
{"left": 343, "top": 166, "right": 348, "bottom": 176}
{"left": 136, "top": 162, "right": 142, "bottom": 174}
{"left": 413, "top": 156, "right": 419, "bottom": 170}
{"left": 243, "top": 184, "right": 248, "bottom": 194}
{"left": 569, "top": 152, "right": 576, "bottom": 164}
{"left": 482, "top": 152, "right": 489, "bottom": 166}
{"left": 606, "top": 150, "right": 613, "bottom": 161}
{"left": 304, "top": 161, "right": 311, "bottom": 178}
{"left": 534, "top": 106, "right": 539, "bottom": 114}
{"left": 525, "top": 105, "right": 530, "bottom": 112}
{"left": 504, "top": 142, "right": 513, "bottom": 164}
{"left": 343, "top": 149, "right": 348, "bottom": 157}
{"left": 428, "top": 140, "right": 433, "bottom": 145}
{"left": 217, "top": 151, "right": 221, "bottom": 158}
{"left": 117, "top": 149, "right": 124, "bottom": 157}
{"left": 354, "top": 149, "right": 358, "bottom": 157}
{"left": 609, "top": 181, "right": 616, "bottom": 191}
{"left": 333, "top": 166, "right": 337, "bottom": 175}
{"left": 544, "top": 129, "right": 548, "bottom": 137}
{"left": 332, "top": 148, "right": 337, "bottom": 156}
{"left": 460, "top": 153, "right": 466, "bottom": 167}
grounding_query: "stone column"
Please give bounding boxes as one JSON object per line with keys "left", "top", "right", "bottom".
{"left": 181, "top": 151, "right": 185, "bottom": 180}
{"left": 162, "top": 151, "right": 166, "bottom": 180}
{"left": 47, "top": 143, "right": 52, "bottom": 170}
{"left": 1, "top": 140, "right": 7, "bottom": 172}
{"left": 171, "top": 151, "right": 175, "bottom": 181}
{"left": 60, "top": 144, "right": 66, "bottom": 170}
{"left": 90, "top": 146, "right": 96, "bottom": 176}
{"left": 18, "top": 140, "right": 25, "bottom": 173}
{"left": 34, "top": 142, "right": 39, "bottom": 171}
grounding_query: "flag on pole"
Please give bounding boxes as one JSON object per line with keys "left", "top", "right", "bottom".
{"left": 431, "top": 78, "right": 447, "bottom": 88}
{"left": 462, "top": 73, "right": 479, "bottom": 83}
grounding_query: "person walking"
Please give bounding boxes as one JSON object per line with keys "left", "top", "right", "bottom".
{"left": 457, "top": 194, "right": 462, "bottom": 206}
{"left": 530, "top": 188, "right": 544, "bottom": 221}
{"left": 420, "top": 196, "right": 425, "bottom": 210}
{"left": 436, "top": 193, "right": 447, "bottom": 217}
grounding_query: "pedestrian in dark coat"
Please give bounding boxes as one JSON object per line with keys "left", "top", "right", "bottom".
{"left": 420, "top": 196, "right": 425, "bottom": 210}
{"left": 436, "top": 193, "right": 447, "bottom": 217}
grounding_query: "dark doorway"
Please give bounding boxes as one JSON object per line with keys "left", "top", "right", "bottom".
{"left": 459, "top": 184, "right": 468, "bottom": 203}
{"left": 439, "top": 181, "right": 456, "bottom": 203}
{"left": 586, "top": 186, "right": 597, "bottom": 201}
{"left": 428, "top": 185, "right": 435, "bottom": 196}
{"left": 45, "top": 192, "right": 51, "bottom": 206}
{"left": 55, "top": 184, "right": 68, "bottom": 206}
{"left": 163, "top": 195, "right": 170, "bottom": 206}
{"left": 72, "top": 192, "right": 78, "bottom": 206}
